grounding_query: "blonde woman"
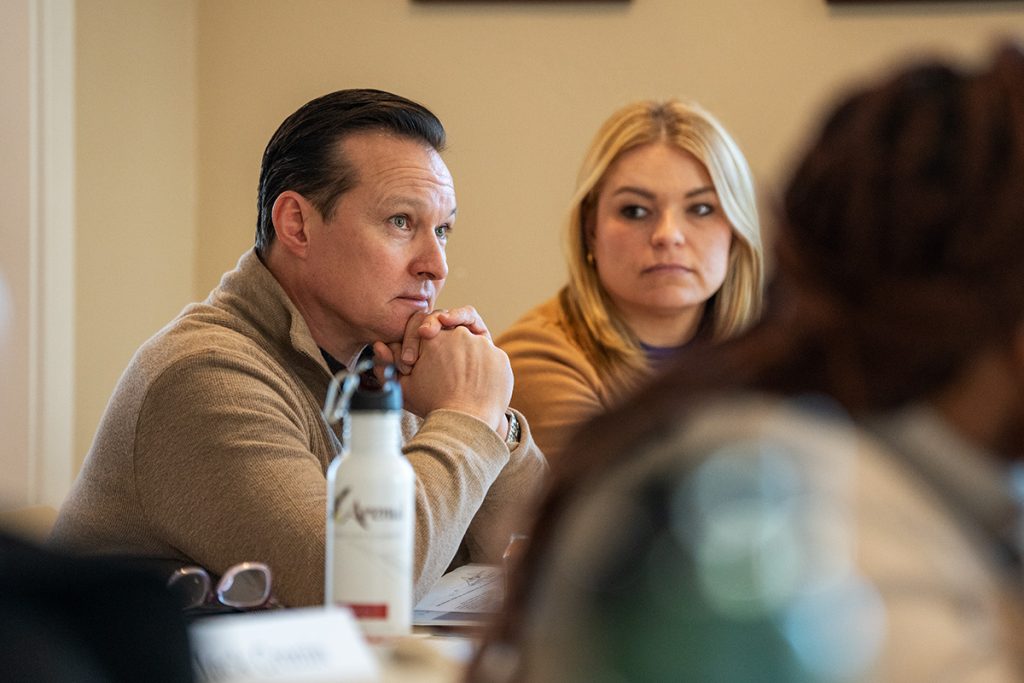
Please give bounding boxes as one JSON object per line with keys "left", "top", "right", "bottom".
{"left": 497, "top": 100, "right": 764, "bottom": 466}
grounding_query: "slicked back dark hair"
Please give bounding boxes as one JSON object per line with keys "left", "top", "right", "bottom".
{"left": 254, "top": 89, "right": 446, "bottom": 255}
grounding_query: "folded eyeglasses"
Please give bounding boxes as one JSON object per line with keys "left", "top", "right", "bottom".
{"left": 167, "top": 561, "right": 279, "bottom": 614}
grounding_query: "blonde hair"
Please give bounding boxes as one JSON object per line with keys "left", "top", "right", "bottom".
{"left": 560, "top": 100, "right": 764, "bottom": 393}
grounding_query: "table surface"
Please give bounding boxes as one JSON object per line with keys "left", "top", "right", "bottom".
{"left": 374, "top": 631, "right": 477, "bottom": 683}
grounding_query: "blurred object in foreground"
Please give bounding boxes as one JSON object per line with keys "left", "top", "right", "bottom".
{"left": 0, "top": 532, "right": 194, "bottom": 682}
{"left": 516, "top": 396, "right": 885, "bottom": 683}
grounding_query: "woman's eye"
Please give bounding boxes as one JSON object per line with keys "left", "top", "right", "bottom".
{"left": 690, "top": 203, "right": 716, "bottom": 217}
{"left": 390, "top": 215, "right": 409, "bottom": 229}
{"left": 620, "top": 205, "right": 650, "bottom": 220}
{"left": 434, "top": 224, "right": 451, "bottom": 240}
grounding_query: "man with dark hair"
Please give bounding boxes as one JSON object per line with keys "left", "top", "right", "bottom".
{"left": 51, "top": 89, "right": 547, "bottom": 607}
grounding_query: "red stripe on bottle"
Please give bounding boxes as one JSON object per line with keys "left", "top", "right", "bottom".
{"left": 347, "top": 603, "right": 388, "bottom": 619}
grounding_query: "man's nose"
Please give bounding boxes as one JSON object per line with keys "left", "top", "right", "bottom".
{"left": 414, "top": 231, "right": 448, "bottom": 281}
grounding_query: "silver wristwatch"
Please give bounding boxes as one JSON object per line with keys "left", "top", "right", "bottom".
{"left": 504, "top": 410, "right": 521, "bottom": 450}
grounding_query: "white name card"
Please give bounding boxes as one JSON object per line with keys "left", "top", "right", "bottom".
{"left": 189, "top": 606, "right": 379, "bottom": 683}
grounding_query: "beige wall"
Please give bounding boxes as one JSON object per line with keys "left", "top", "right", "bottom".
{"left": 72, "top": 0, "right": 1024, "bottom": 477}
{"left": 1, "top": 0, "right": 34, "bottom": 506}
{"left": 75, "top": 0, "right": 197, "bottom": 466}
{"left": 193, "top": 0, "right": 1024, "bottom": 337}
{"left": 2, "top": 0, "right": 74, "bottom": 510}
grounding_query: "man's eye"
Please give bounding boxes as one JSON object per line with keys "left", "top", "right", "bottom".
{"left": 434, "top": 224, "right": 451, "bottom": 240}
{"left": 390, "top": 215, "right": 409, "bottom": 229}
{"left": 620, "top": 205, "right": 650, "bottom": 220}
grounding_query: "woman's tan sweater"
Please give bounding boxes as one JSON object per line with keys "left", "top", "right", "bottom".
{"left": 498, "top": 296, "right": 647, "bottom": 467}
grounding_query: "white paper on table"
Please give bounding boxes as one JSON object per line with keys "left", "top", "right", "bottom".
{"left": 412, "top": 563, "right": 503, "bottom": 626}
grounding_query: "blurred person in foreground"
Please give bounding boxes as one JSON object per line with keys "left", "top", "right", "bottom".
{"left": 496, "top": 100, "right": 764, "bottom": 467}
{"left": 51, "top": 89, "right": 547, "bottom": 608}
{"left": 475, "top": 44, "right": 1024, "bottom": 682}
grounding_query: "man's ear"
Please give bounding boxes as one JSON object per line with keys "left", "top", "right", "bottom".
{"left": 271, "top": 191, "right": 315, "bottom": 259}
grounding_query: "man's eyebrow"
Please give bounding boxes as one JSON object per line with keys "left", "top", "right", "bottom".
{"left": 378, "top": 195, "right": 426, "bottom": 211}
{"left": 377, "top": 196, "right": 457, "bottom": 217}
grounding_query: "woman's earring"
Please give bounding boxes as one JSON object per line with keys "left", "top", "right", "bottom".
{"left": 586, "top": 251, "right": 595, "bottom": 267}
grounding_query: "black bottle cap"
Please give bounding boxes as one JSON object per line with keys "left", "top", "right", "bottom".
{"left": 349, "top": 366, "right": 402, "bottom": 412}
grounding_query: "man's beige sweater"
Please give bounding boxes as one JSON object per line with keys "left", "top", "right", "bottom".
{"left": 51, "top": 250, "right": 547, "bottom": 606}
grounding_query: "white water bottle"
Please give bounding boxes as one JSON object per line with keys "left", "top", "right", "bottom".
{"left": 325, "top": 370, "right": 415, "bottom": 637}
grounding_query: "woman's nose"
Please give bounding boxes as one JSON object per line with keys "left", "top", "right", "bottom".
{"left": 651, "top": 212, "right": 685, "bottom": 247}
